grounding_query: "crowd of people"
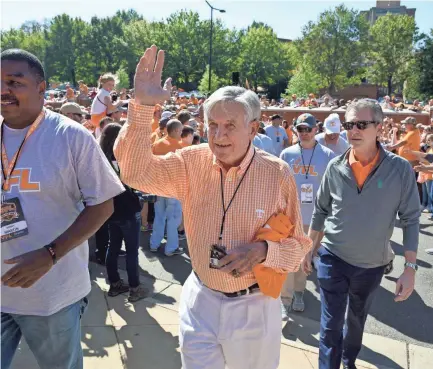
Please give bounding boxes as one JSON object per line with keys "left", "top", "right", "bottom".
{"left": 260, "top": 93, "right": 433, "bottom": 115}
{"left": 1, "top": 46, "right": 432, "bottom": 369}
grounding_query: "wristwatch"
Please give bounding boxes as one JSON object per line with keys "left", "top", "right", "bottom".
{"left": 44, "top": 242, "right": 57, "bottom": 265}
{"left": 404, "top": 262, "right": 418, "bottom": 272}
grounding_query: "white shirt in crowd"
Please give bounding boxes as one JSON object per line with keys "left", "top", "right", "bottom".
{"left": 316, "top": 132, "right": 350, "bottom": 156}
{"left": 90, "top": 88, "right": 110, "bottom": 115}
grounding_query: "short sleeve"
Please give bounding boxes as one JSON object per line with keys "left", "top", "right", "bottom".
{"left": 69, "top": 123, "right": 125, "bottom": 206}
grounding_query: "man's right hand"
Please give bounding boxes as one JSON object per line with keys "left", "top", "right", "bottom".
{"left": 134, "top": 45, "right": 172, "bottom": 106}
{"left": 301, "top": 250, "right": 314, "bottom": 275}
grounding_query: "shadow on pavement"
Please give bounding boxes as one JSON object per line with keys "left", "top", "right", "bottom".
{"left": 86, "top": 264, "right": 181, "bottom": 369}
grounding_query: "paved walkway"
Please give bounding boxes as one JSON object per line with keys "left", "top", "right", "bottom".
{"left": 11, "top": 263, "right": 433, "bottom": 369}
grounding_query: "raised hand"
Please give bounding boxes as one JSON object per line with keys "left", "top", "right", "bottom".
{"left": 134, "top": 45, "right": 172, "bottom": 106}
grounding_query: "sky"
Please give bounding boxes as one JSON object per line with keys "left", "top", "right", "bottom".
{"left": 1, "top": 0, "right": 432, "bottom": 40}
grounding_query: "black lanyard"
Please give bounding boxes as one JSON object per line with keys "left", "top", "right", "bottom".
{"left": 218, "top": 149, "right": 256, "bottom": 241}
{"left": 299, "top": 141, "right": 317, "bottom": 180}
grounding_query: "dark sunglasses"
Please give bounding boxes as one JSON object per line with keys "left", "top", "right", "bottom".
{"left": 296, "top": 126, "right": 313, "bottom": 133}
{"left": 342, "top": 121, "right": 378, "bottom": 130}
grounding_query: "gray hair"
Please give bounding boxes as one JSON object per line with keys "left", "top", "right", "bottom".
{"left": 345, "top": 99, "right": 384, "bottom": 123}
{"left": 203, "top": 86, "right": 261, "bottom": 126}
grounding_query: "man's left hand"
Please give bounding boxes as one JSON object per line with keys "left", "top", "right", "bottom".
{"left": 2, "top": 248, "right": 54, "bottom": 288}
{"left": 394, "top": 268, "right": 415, "bottom": 302}
{"left": 218, "top": 242, "right": 267, "bottom": 277}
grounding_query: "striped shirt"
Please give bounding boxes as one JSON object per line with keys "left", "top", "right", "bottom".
{"left": 114, "top": 101, "right": 312, "bottom": 293}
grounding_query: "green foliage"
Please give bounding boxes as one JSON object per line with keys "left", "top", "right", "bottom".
{"left": 240, "top": 26, "right": 292, "bottom": 90}
{"left": 285, "top": 64, "right": 323, "bottom": 97}
{"left": 295, "top": 4, "right": 369, "bottom": 94}
{"left": 115, "top": 66, "right": 130, "bottom": 89}
{"left": 198, "top": 65, "right": 221, "bottom": 95}
{"left": 368, "top": 14, "right": 417, "bottom": 95}
{"left": 416, "top": 30, "right": 433, "bottom": 98}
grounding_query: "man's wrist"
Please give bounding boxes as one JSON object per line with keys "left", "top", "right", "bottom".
{"left": 256, "top": 241, "right": 268, "bottom": 263}
{"left": 43, "top": 242, "right": 57, "bottom": 265}
{"left": 404, "top": 261, "right": 418, "bottom": 273}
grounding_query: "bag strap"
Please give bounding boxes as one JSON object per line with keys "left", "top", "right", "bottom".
{"left": 97, "top": 96, "right": 108, "bottom": 107}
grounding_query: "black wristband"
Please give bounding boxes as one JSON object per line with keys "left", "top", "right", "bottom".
{"left": 44, "top": 243, "right": 57, "bottom": 265}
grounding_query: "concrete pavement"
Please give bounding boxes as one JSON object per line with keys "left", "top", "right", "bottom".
{"left": 10, "top": 261, "right": 433, "bottom": 369}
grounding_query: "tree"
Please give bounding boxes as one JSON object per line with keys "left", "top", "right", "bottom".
{"left": 296, "top": 4, "right": 369, "bottom": 94}
{"left": 240, "top": 26, "right": 291, "bottom": 90}
{"left": 368, "top": 14, "right": 417, "bottom": 96}
{"left": 285, "top": 64, "right": 323, "bottom": 97}
{"left": 152, "top": 11, "right": 209, "bottom": 89}
{"left": 116, "top": 66, "right": 130, "bottom": 89}
{"left": 416, "top": 29, "right": 433, "bottom": 98}
{"left": 198, "top": 65, "right": 220, "bottom": 95}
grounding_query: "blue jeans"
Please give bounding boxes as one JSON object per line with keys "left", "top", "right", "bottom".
{"left": 317, "top": 246, "right": 385, "bottom": 369}
{"left": 150, "top": 196, "right": 182, "bottom": 253}
{"left": 1, "top": 297, "right": 88, "bottom": 369}
{"left": 421, "top": 180, "right": 433, "bottom": 211}
{"left": 106, "top": 212, "right": 141, "bottom": 288}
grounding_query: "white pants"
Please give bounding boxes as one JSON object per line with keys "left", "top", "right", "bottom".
{"left": 179, "top": 272, "right": 282, "bottom": 369}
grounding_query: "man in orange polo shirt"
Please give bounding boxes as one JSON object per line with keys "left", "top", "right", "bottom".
{"left": 150, "top": 119, "right": 184, "bottom": 255}
{"left": 304, "top": 99, "right": 420, "bottom": 369}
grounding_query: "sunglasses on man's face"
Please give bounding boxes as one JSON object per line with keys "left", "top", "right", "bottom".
{"left": 342, "top": 121, "right": 378, "bottom": 131}
{"left": 296, "top": 126, "right": 313, "bottom": 133}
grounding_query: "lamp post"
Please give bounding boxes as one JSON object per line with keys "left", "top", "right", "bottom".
{"left": 205, "top": 1, "right": 225, "bottom": 93}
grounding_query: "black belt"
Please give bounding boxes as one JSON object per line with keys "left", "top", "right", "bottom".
{"left": 194, "top": 271, "right": 260, "bottom": 298}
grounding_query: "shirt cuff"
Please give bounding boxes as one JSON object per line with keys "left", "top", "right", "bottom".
{"left": 262, "top": 240, "right": 280, "bottom": 269}
{"left": 128, "top": 100, "right": 155, "bottom": 126}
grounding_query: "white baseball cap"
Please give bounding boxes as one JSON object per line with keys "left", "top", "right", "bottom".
{"left": 324, "top": 113, "right": 341, "bottom": 134}
{"left": 161, "top": 111, "right": 175, "bottom": 120}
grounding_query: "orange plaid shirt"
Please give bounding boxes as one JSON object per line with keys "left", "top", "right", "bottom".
{"left": 114, "top": 101, "right": 312, "bottom": 293}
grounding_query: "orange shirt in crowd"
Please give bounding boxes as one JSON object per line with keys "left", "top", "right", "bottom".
{"left": 151, "top": 118, "right": 159, "bottom": 133}
{"left": 398, "top": 129, "right": 421, "bottom": 162}
{"left": 151, "top": 105, "right": 162, "bottom": 132}
{"left": 151, "top": 136, "right": 183, "bottom": 156}
{"left": 66, "top": 87, "right": 75, "bottom": 99}
{"left": 114, "top": 101, "right": 312, "bottom": 293}
{"left": 349, "top": 148, "right": 380, "bottom": 188}
{"left": 285, "top": 128, "right": 293, "bottom": 145}
{"left": 150, "top": 129, "right": 165, "bottom": 144}
{"left": 79, "top": 84, "right": 89, "bottom": 96}
{"left": 189, "top": 97, "right": 199, "bottom": 105}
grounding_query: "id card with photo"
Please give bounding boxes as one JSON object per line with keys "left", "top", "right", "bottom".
{"left": 209, "top": 244, "right": 227, "bottom": 269}
{"left": 1, "top": 197, "right": 29, "bottom": 242}
{"left": 300, "top": 183, "right": 314, "bottom": 204}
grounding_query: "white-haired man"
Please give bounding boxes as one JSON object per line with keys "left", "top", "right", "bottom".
{"left": 303, "top": 99, "right": 419, "bottom": 369}
{"left": 316, "top": 113, "right": 350, "bottom": 155}
{"left": 114, "top": 45, "right": 312, "bottom": 369}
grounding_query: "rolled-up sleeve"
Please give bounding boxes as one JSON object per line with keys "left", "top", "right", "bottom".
{"left": 114, "top": 101, "right": 188, "bottom": 202}
{"left": 262, "top": 165, "right": 312, "bottom": 272}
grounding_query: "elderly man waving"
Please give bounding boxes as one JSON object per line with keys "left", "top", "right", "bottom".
{"left": 114, "top": 45, "right": 311, "bottom": 369}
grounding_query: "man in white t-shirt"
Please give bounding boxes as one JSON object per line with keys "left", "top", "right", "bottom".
{"left": 316, "top": 113, "right": 350, "bottom": 155}
{"left": 1, "top": 49, "right": 124, "bottom": 369}
{"left": 264, "top": 114, "right": 289, "bottom": 156}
